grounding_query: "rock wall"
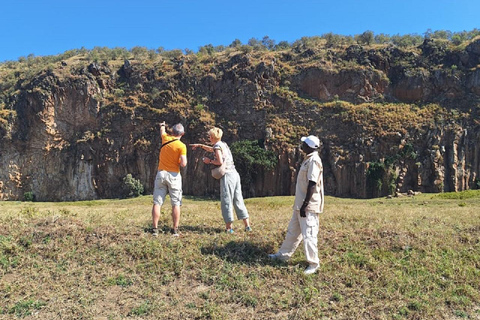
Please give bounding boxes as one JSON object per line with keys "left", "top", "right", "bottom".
{"left": 1, "top": 39, "right": 480, "bottom": 201}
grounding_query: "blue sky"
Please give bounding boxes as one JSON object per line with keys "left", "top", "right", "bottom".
{"left": 1, "top": 0, "right": 478, "bottom": 62}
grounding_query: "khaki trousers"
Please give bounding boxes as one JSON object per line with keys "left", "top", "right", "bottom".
{"left": 278, "top": 210, "right": 320, "bottom": 267}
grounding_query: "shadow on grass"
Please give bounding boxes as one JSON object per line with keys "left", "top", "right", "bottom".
{"left": 142, "top": 224, "right": 224, "bottom": 235}
{"left": 181, "top": 224, "right": 224, "bottom": 234}
{"left": 183, "top": 195, "right": 218, "bottom": 202}
{"left": 201, "top": 240, "right": 278, "bottom": 265}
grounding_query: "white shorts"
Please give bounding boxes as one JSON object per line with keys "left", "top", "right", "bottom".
{"left": 152, "top": 170, "right": 182, "bottom": 206}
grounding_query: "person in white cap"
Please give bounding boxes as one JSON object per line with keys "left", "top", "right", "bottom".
{"left": 269, "top": 135, "right": 324, "bottom": 275}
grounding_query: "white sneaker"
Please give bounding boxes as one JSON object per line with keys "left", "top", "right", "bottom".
{"left": 172, "top": 228, "right": 180, "bottom": 237}
{"left": 304, "top": 264, "right": 319, "bottom": 275}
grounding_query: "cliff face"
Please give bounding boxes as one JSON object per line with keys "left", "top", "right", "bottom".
{"left": 1, "top": 39, "right": 480, "bottom": 201}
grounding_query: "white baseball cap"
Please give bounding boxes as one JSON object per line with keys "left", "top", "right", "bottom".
{"left": 301, "top": 135, "right": 320, "bottom": 149}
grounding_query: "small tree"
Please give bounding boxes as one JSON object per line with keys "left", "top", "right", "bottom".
{"left": 130, "top": 46, "right": 149, "bottom": 60}
{"left": 274, "top": 41, "right": 291, "bottom": 51}
{"left": 123, "top": 174, "right": 144, "bottom": 198}
{"left": 323, "top": 33, "right": 341, "bottom": 48}
{"left": 198, "top": 44, "right": 215, "bottom": 56}
{"left": 262, "top": 36, "right": 276, "bottom": 50}
{"left": 375, "top": 33, "right": 391, "bottom": 44}
{"left": 229, "top": 39, "right": 242, "bottom": 48}
{"left": 247, "top": 38, "right": 266, "bottom": 51}
{"left": 356, "top": 31, "right": 374, "bottom": 45}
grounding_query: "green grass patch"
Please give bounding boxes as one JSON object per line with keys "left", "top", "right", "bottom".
{"left": 434, "top": 189, "right": 480, "bottom": 199}
{"left": 6, "top": 299, "right": 46, "bottom": 317}
{"left": 0, "top": 194, "right": 479, "bottom": 319}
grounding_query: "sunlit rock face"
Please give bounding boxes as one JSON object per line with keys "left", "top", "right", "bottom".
{"left": 1, "top": 40, "right": 479, "bottom": 201}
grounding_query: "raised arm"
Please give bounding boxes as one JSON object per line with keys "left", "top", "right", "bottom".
{"left": 160, "top": 121, "right": 166, "bottom": 135}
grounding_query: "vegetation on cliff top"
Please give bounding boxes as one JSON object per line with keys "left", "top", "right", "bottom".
{"left": 1, "top": 29, "right": 479, "bottom": 148}
{"left": 1, "top": 28, "right": 479, "bottom": 104}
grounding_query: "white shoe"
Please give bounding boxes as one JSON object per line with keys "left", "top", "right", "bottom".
{"left": 304, "top": 265, "right": 319, "bottom": 275}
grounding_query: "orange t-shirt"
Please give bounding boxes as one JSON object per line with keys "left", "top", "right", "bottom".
{"left": 157, "top": 133, "right": 187, "bottom": 173}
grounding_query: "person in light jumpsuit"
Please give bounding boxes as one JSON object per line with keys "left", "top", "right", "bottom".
{"left": 269, "top": 135, "right": 324, "bottom": 275}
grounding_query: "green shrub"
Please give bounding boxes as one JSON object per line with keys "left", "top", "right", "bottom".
{"left": 122, "top": 174, "right": 144, "bottom": 198}
{"left": 399, "top": 143, "right": 417, "bottom": 160}
{"left": 388, "top": 176, "right": 397, "bottom": 195}
{"left": 24, "top": 192, "right": 35, "bottom": 202}
{"left": 230, "top": 140, "right": 278, "bottom": 193}
{"left": 231, "top": 140, "right": 277, "bottom": 171}
{"left": 114, "top": 88, "right": 125, "bottom": 97}
{"left": 366, "top": 161, "right": 385, "bottom": 198}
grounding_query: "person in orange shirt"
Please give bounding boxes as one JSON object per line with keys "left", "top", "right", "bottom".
{"left": 151, "top": 121, "right": 187, "bottom": 237}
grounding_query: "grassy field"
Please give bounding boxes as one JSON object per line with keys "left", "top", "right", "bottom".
{"left": 0, "top": 191, "right": 479, "bottom": 320}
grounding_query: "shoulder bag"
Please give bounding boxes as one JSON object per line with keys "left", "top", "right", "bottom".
{"left": 211, "top": 161, "right": 227, "bottom": 179}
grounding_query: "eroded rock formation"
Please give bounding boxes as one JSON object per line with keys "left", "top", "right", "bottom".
{"left": 1, "top": 39, "right": 479, "bottom": 201}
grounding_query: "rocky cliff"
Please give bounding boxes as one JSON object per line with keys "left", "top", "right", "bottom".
{"left": 1, "top": 38, "right": 479, "bottom": 201}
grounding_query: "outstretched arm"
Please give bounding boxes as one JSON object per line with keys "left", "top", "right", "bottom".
{"left": 190, "top": 143, "right": 214, "bottom": 153}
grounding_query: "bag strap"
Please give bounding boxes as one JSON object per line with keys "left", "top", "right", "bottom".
{"left": 160, "top": 139, "right": 178, "bottom": 149}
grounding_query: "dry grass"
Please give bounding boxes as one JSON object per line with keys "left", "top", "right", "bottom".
{"left": 1, "top": 192, "right": 479, "bottom": 319}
